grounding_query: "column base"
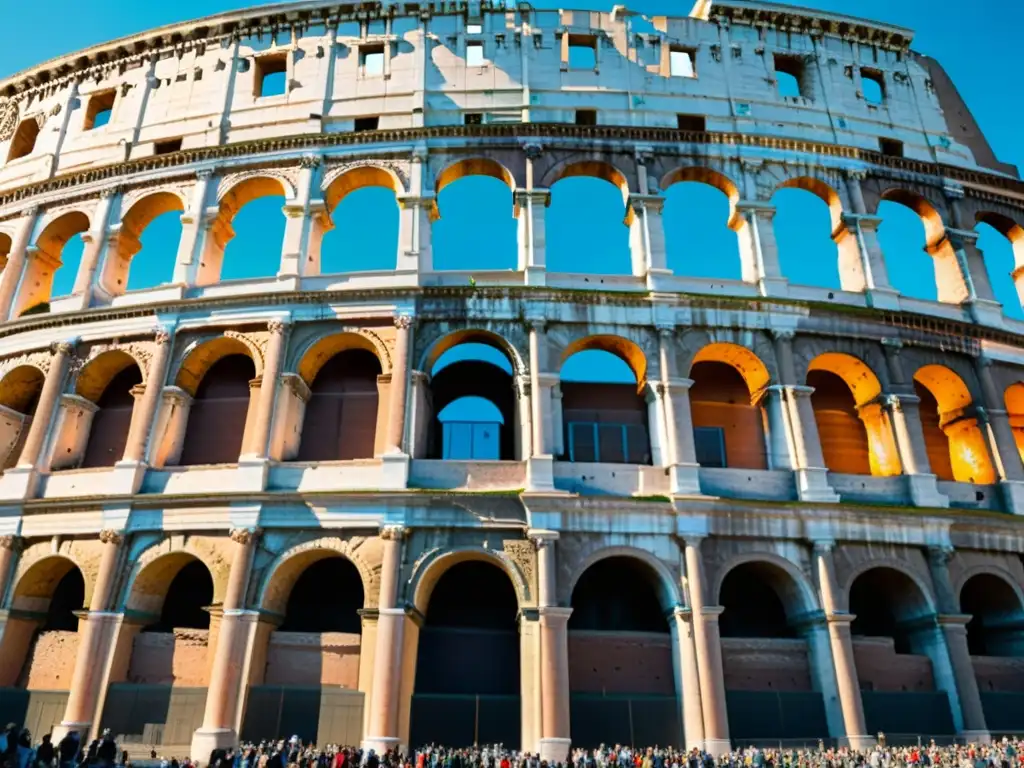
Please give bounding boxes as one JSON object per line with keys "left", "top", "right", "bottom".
{"left": 670, "top": 463, "right": 702, "bottom": 496}
{"left": 758, "top": 276, "right": 789, "bottom": 298}
{"left": 865, "top": 287, "right": 901, "bottom": 311}
{"left": 236, "top": 457, "right": 270, "bottom": 491}
{"left": 51, "top": 721, "right": 92, "bottom": 744}
{"left": 960, "top": 730, "right": 992, "bottom": 745}
{"left": 841, "top": 735, "right": 876, "bottom": 751}
{"left": 795, "top": 467, "right": 840, "bottom": 503}
{"left": 967, "top": 298, "right": 1004, "bottom": 328}
{"left": 380, "top": 452, "right": 410, "bottom": 489}
{"left": 361, "top": 736, "right": 402, "bottom": 756}
{"left": 0, "top": 466, "right": 39, "bottom": 500}
{"left": 702, "top": 738, "right": 732, "bottom": 757}
{"left": 537, "top": 738, "right": 572, "bottom": 763}
{"left": 999, "top": 479, "right": 1024, "bottom": 514}
{"left": 524, "top": 266, "right": 547, "bottom": 287}
{"left": 645, "top": 267, "right": 674, "bottom": 292}
{"left": 191, "top": 728, "right": 238, "bottom": 763}
{"left": 527, "top": 455, "right": 557, "bottom": 492}
{"left": 906, "top": 473, "right": 949, "bottom": 508}
{"left": 111, "top": 460, "right": 148, "bottom": 495}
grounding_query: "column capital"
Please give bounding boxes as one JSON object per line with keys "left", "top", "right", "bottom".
{"left": 656, "top": 325, "right": 676, "bottom": 339}
{"left": 844, "top": 169, "right": 868, "bottom": 182}
{"left": 195, "top": 168, "right": 216, "bottom": 181}
{"left": 525, "top": 317, "right": 547, "bottom": 333}
{"left": 537, "top": 605, "right": 573, "bottom": 622}
{"left": 267, "top": 318, "right": 291, "bottom": 336}
{"left": 928, "top": 544, "right": 955, "bottom": 567}
{"left": 379, "top": 524, "right": 408, "bottom": 541}
{"left": 881, "top": 337, "right": 904, "bottom": 352}
{"left": 885, "top": 392, "right": 921, "bottom": 411}
{"left": 229, "top": 527, "right": 262, "bottom": 546}
{"left": 660, "top": 377, "right": 695, "bottom": 393}
{"left": 671, "top": 604, "right": 692, "bottom": 620}
{"left": 528, "top": 528, "right": 559, "bottom": 544}
{"left": 975, "top": 355, "right": 995, "bottom": 369}
{"left": 942, "top": 179, "right": 966, "bottom": 200}
{"left": 300, "top": 153, "right": 322, "bottom": 169}
{"left": 513, "top": 188, "right": 551, "bottom": 205}
{"left": 153, "top": 327, "right": 173, "bottom": 345}
{"left": 0, "top": 534, "right": 23, "bottom": 552}
{"left": 812, "top": 538, "right": 835, "bottom": 555}
{"left": 682, "top": 534, "right": 705, "bottom": 549}
{"left": 521, "top": 141, "right": 543, "bottom": 160}
{"left": 770, "top": 328, "right": 795, "bottom": 342}
{"left": 99, "top": 529, "right": 124, "bottom": 546}
{"left": 51, "top": 339, "right": 78, "bottom": 356}
{"left": 826, "top": 611, "right": 857, "bottom": 625}
{"left": 700, "top": 605, "right": 725, "bottom": 619}
{"left": 393, "top": 313, "right": 416, "bottom": 330}
{"left": 935, "top": 613, "right": 972, "bottom": 629}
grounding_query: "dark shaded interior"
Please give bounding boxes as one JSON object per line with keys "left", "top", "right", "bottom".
{"left": 180, "top": 354, "right": 256, "bottom": 465}
{"left": 279, "top": 557, "right": 365, "bottom": 633}
{"left": 298, "top": 349, "right": 381, "bottom": 461}
{"left": 81, "top": 366, "right": 143, "bottom": 468}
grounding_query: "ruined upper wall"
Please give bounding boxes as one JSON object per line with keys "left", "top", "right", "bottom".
{"left": 0, "top": 0, "right": 1010, "bottom": 190}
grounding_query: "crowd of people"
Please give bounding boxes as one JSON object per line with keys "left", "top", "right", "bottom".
{"left": 1, "top": 727, "right": 1022, "bottom": 768}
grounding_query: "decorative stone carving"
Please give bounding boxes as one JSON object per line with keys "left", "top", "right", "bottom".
{"left": 99, "top": 529, "right": 124, "bottom": 546}
{"left": 0, "top": 535, "right": 23, "bottom": 552}
{"left": 380, "top": 524, "right": 407, "bottom": 541}
{"left": 0, "top": 99, "right": 18, "bottom": 142}
{"left": 394, "top": 314, "right": 415, "bottom": 330}
{"left": 230, "top": 527, "right": 262, "bottom": 546}
{"left": 503, "top": 539, "right": 536, "bottom": 588}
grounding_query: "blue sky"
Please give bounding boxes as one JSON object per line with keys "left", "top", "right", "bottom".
{"left": 1, "top": 0, "right": 1020, "bottom": 434}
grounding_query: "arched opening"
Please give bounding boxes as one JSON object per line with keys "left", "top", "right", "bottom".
{"left": 142, "top": 560, "right": 214, "bottom": 633}
{"left": 320, "top": 167, "right": 400, "bottom": 273}
{"left": 807, "top": 353, "right": 898, "bottom": 477}
{"left": 107, "top": 192, "right": 185, "bottom": 295}
{"left": 0, "top": 558, "right": 85, "bottom": 705}
{"left": 411, "top": 559, "right": 521, "bottom": 748}
{"left": 913, "top": 366, "right": 994, "bottom": 484}
{"left": 560, "top": 340, "right": 650, "bottom": 465}
{"left": 547, "top": 163, "right": 631, "bottom": 275}
{"left": 568, "top": 556, "right": 678, "bottom": 747}
{"left": 203, "top": 177, "right": 288, "bottom": 285}
{"left": 0, "top": 232, "right": 11, "bottom": 274}
{"left": 849, "top": 567, "right": 955, "bottom": 737}
{"left": 0, "top": 365, "right": 45, "bottom": 470}
{"left": 297, "top": 349, "right": 382, "bottom": 461}
{"left": 772, "top": 185, "right": 841, "bottom": 289}
{"left": 178, "top": 353, "right": 256, "bottom": 466}
{"left": 243, "top": 550, "right": 368, "bottom": 745}
{"left": 876, "top": 192, "right": 944, "bottom": 303}
{"left": 960, "top": 573, "right": 1024, "bottom": 731}
{"left": 663, "top": 176, "right": 741, "bottom": 281}
{"left": 433, "top": 159, "right": 516, "bottom": 271}
{"left": 689, "top": 344, "right": 771, "bottom": 470}
{"left": 1005, "top": 382, "right": 1024, "bottom": 465}
{"left": 80, "top": 364, "right": 143, "bottom": 469}
{"left": 17, "top": 212, "right": 90, "bottom": 315}
{"left": 427, "top": 336, "right": 518, "bottom": 461}
{"left": 7, "top": 119, "right": 39, "bottom": 162}
{"left": 718, "top": 561, "right": 830, "bottom": 741}
{"left": 975, "top": 215, "right": 1024, "bottom": 321}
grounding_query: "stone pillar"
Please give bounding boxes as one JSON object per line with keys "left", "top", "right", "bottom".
{"left": 762, "top": 386, "right": 795, "bottom": 470}
{"left": 515, "top": 189, "right": 549, "bottom": 286}
{"left": 516, "top": 374, "right": 533, "bottom": 463}
{"left": 363, "top": 525, "right": 408, "bottom": 754}
{"left": 278, "top": 155, "right": 321, "bottom": 279}
{"left": 944, "top": 183, "right": 1002, "bottom": 327}
{"left": 192, "top": 528, "right": 261, "bottom": 758}
{"left": 532, "top": 531, "right": 571, "bottom": 762}
{"left": 628, "top": 194, "right": 670, "bottom": 285}
{"left": 383, "top": 314, "right": 413, "bottom": 486}
{"left": 732, "top": 201, "right": 787, "bottom": 298}
{"left": 839, "top": 171, "right": 900, "bottom": 310}
{"left": 0, "top": 207, "right": 39, "bottom": 321}
{"left": 0, "top": 535, "right": 22, "bottom": 607}
{"left": 172, "top": 170, "right": 215, "bottom": 287}
{"left": 813, "top": 541, "right": 872, "bottom": 749}
{"left": 396, "top": 196, "right": 434, "bottom": 276}
{"left": 71, "top": 191, "right": 118, "bottom": 308}
{"left": 55, "top": 530, "right": 124, "bottom": 740}
{"left": 772, "top": 331, "right": 839, "bottom": 502}
{"left": 242, "top": 320, "right": 290, "bottom": 462}
{"left": 658, "top": 329, "right": 701, "bottom": 495}
{"left": 973, "top": 356, "right": 1024, "bottom": 513}
{"left": 671, "top": 606, "right": 705, "bottom": 750}
{"left": 117, "top": 328, "right": 173, "bottom": 486}
{"left": 683, "top": 538, "right": 729, "bottom": 754}
{"left": 528, "top": 321, "right": 556, "bottom": 491}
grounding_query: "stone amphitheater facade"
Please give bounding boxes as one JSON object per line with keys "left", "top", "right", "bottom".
{"left": 0, "top": 0, "right": 1022, "bottom": 760}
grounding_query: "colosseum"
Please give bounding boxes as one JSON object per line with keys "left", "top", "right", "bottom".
{"left": 0, "top": 0, "right": 1021, "bottom": 759}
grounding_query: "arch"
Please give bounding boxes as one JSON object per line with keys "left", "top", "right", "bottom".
{"left": 419, "top": 328, "right": 523, "bottom": 377}
{"left": 258, "top": 538, "right": 374, "bottom": 616}
{"left": 105, "top": 191, "right": 186, "bottom": 295}
{"left": 843, "top": 560, "right": 936, "bottom": 618}
{"left": 713, "top": 553, "right": 819, "bottom": 622}
{"left": 324, "top": 165, "right": 403, "bottom": 214}
{"left": 0, "top": 231, "right": 12, "bottom": 267}
{"left": 411, "top": 548, "right": 525, "bottom": 616}
{"left": 661, "top": 166, "right": 740, "bottom": 206}
{"left": 277, "top": 556, "right": 365, "bottom": 633}
{"left": 216, "top": 174, "right": 293, "bottom": 212}
{"left": 297, "top": 348, "right": 382, "bottom": 461}
{"left": 879, "top": 188, "right": 947, "bottom": 249}
{"left": 0, "top": 364, "right": 45, "bottom": 413}
{"left": 295, "top": 331, "right": 388, "bottom": 385}
{"left": 960, "top": 571, "right": 1024, "bottom": 658}
{"left": 913, "top": 365, "right": 994, "bottom": 484}
{"left": 435, "top": 157, "right": 515, "bottom": 197}
{"left": 560, "top": 334, "right": 647, "bottom": 391}
{"left": 10, "top": 554, "right": 83, "bottom": 612}
{"left": 565, "top": 546, "right": 681, "bottom": 612}
{"left": 174, "top": 335, "right": 261, "bottom": 397}
{"left": 977, "top": 211, "right": 1024, "bottom": 268}
{"left": 123, "top": 550, "right": 215, "bottom": 618}
{"left": 18, "top": 210, "right": 90, "bottom": 313}
{"left": 178, "top": 353, "right": 256, "bottom": 466}
{"left": 543, "top": 159, "right": 630, "bottom": 198}
{"left": 691, "top": 342, "right": 771, "bottom": 395}
{"left": 913, "top": 364, "right": 974, "bottom": 414}
{"left": 807, "top": 352, "right": 882, "bottom": 407}
{"left": 35, "top": 210, "right": 91, "bottom": 263}
{"left": 76, "top": 349, "right": 144, "bottom": 403}
{"left": 777, "top": 176, "right": 844, "bottom": 232}
{"left": 80, "top": 362, "right": 143, "bottom": 469}
{"left": 569, "top": 555, "right": 671, "bottom": 631}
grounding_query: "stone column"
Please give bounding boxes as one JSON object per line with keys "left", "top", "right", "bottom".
{"left": 732, "top": 201, "right": 787, "bottom": 298}
{"left": 172, "top": 170, "right": 215, "bottom": 287}
{"left": 386, "top": 315, "right": 414, "bottom": 454}
{"left": 192, "top": 528, "right": 261, "bottom": 758}
{"left": 515, "top": 189, "right": 549, "bottom": 286}
{"left": 973, "top": 356, "right": 1024, "bottom": 513}
{"left": 17, "top": 341, "right": 74, "bottom": 470}
{"left": 671, "top": 606, "right": 705, "bottom": 750}
{"left": 0, "top": 207, "right": 39, "bottom": 321}
{"left": 396, "top": 152, "right": 433, "bottom": 276}
{"left": 0, "top": 535, "right": 22, "bottom": 607}
{"left": 528, "top": 321, "right": 556, "bottom": 491}
{"left": 944, "top": 183, "right": 1002, "bottom": 327}
{"left": 120, "top": 328, "right": 173, "bottom": 464}
{"left": 772, "top": 331, "right": 839, "bottom": 502}
{"left": 839, "top": 171, "right": 899, "bottom": 310}
{"left": 278, "top": 155, "right": 321, "bottom": 279}
{"left": 532, "top": 531, "right": 571, "bottom": 762}
{"left": 628, "top": 194, "right": 670, "bottom": 284}
{"left": 658, "top": 328, "right": 701, "bottom": 495}
{"left": 683, "top": 537, "right": 729, "bottom": 754}
{"left": 71, "top": 191, "right": 118, "bottom": 308}
{"left": 516, "top": 375, "right": 533, "bottom": 463}
{"left": 813, "top": 541, "right": 872, "bottom": 749}
{"left": 762, "top": 385, "right": 795, "bottom": 470}
{"left": 243, "top": 320, "right": 290, "bottom": 461}
{"left": 364, "top": 525, "right": 408, "bottom": 754}
{"left": 55, "top": 530, "right": 124, "bottom": 740}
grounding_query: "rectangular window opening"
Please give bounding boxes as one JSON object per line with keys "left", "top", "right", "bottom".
{"left": 84, "top": 90, "right": 116, "bottom": 130}
{"left": 670, "top": 47, "right": 696, "bottom": 78}
{"left": 255, "top": 55, "right": 288, "bottom": 97}
{"left": 467, "top": 22, "right": 483, "bottom": 34}
{"left": 774, "top": 54, "right": 807, "bottom": 99}
{"left": 568, "top": 34, "right": 597, "bottom": 70}
{"left": 575, "top": 109, "right": 597, "bottom": 126}
{"left": 464, "top": 113, "right": 483, "bottom": 125}
{"left": 880, "top": 137, "right": 904, "bottom": 158}
{"left": 466, "top": 41, "right": 485, "bottom": 67}
{"left": 7, "top": 119, "right": 39, "bottom": 162}
{"left": 154, "top": 138, "right": 183, "bottom": 155}
{"left": 677, "top": 113, "right": 706, "bottom": 132}
{"left": 354, "top": 116, "right": 380, "bottom": 132}
{"left": 361, "top": 44, "right": 385, "bottom": 76}
{"left": 693, "top": 426, "right": 727, "bottom": 468}
{"left": 861, "top": 68, "right": 886, "bottom": 105}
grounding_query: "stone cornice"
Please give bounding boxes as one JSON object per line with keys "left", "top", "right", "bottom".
{"left": 0, "top": 125, "right": 1021, "bottom": 215}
